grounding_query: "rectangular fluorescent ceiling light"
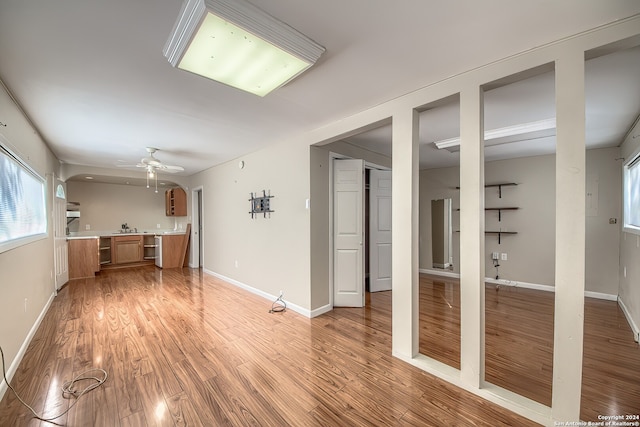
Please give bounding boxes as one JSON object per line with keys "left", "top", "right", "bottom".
{"left": 434, "top": 118, "right": 557, "bottom": 151}
{"left": 163, "top": 0, "right": 325, "bottom": 97}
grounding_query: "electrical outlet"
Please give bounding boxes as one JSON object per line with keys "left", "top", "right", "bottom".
{"left": 157, "top": 223, "right": 161, "bottom": 228}
{"left": 24, "top": 298, "right": 27, "bottom": 313}
{"left": 624, "top": 266, "right": 627, "bottom": 278}
{"left": 492, "top": 252, "right": 499, "bottom": 260}
{"left": 234, "top": 260, "right": 239, "bottom": 268}
{"left": 85, "top": 224, "right": 91, "bottom": 230}
{"left": 501, "top": 253, "right": 508, "bottom": 261}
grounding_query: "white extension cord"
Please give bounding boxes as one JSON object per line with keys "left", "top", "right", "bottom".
{"left": 0, "top": 345, "right": 107, "bottom": 422}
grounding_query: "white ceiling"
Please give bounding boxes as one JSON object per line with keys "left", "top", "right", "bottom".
{"left": 346, "top": 46, "right": 640, "bottom": 169}
{"left": 0, "top": 1, "right": 639, "bottom": 178}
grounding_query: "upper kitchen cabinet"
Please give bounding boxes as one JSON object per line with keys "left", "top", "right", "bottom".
{"left": 165, "top": 187, "right": 187, "bottom": 216}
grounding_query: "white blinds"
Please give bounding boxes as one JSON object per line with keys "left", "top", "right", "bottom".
{"left": 0, "top": 144, "right": 46, "bottom": 252}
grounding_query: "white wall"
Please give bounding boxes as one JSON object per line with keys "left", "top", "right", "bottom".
{"left": 619, "top": 118, "right": 640, "bottom": 339}
{"left": 0, "top": 81, "right": 60, "bottom": 399}
{"left": 66, "top": 181, "right": 183, "bottom": 233}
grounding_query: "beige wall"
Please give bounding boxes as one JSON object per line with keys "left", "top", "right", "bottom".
{"left": 189, "top": 139, "right": 311, "bottom": 312}
{"left": 419, "top": 149, "right": 621, "bottom": 294}
{"left": 619, "top": 118, "right": 640, "bottom": 338}
{"left": 0, "top": 81, "right": 60, "bottom": 396}
{"left": 585, "top": 147, "right": 623, "bottom": 296}
{"left": 66, "top": 181, "right": 184, "bottom": 233}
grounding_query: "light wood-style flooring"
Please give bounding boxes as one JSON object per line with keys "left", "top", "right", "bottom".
{"left": 1, "top": 267, "right": 540, "bottom": 426}
{"left": 1, "top": 268, "right": 638, "bottom": 425}
{"left": 418, "top": 273, "right": 640, "bottom": 422}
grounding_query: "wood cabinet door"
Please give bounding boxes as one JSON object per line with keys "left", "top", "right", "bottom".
{"left": 114, "top": 236, "right": 142, "bottom": 264}
{"left": 69, "top": 238, "right": 99, "bottom": 279}
{"left": 165, "top": 188, "right": 187, "bottom": 216}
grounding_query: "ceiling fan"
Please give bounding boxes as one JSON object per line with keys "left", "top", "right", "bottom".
{"left": 117, "top": 147, "right": 184, "bottom": 192}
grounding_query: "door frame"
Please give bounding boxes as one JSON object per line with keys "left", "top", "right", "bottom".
{"left": 329, "top": 152, "right": 391, "bottom": 308}
{"left": 52, "top": 176, "right": 68, "bottom": 292}
{"left": 190, "top": 186, "right": 204, "bottom": 268}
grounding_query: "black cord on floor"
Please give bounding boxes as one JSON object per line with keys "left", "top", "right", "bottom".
{"left": 0, "top": 345, "right": 108, "bottom": 422}
{"left": 269, "top": 294, "right": 286, "bottom": 313}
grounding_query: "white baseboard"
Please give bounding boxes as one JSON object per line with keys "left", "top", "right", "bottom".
{"left": 584, "top": 290, "right": 618, "bottom": 301}
{"left": 419, "top": 268, "right": 460, "bottom": 279}
{"left": 485, "top": 277, "right": 556, "bottom": 293}
{"left": 421, "top": 268, "right": 618, "bottom": 301}
{"left": 618, "top": 297, "right": 640, "bottom": 343}
{"left": 0, "top": 292, "right": 55, "bottom": 401}
{"left": 203, "top": 269, "right": 312, "bottom": 318}
{"left": 310, "top": 304, "right": 332, "bottom": 318}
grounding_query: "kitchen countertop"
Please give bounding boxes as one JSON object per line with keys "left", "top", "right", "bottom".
{"left": 67, "top": 230, "right": 186, "bottom": 240}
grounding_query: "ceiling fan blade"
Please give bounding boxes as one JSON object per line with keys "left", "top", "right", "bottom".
{"left": 160, "top": 164, "right": 184, "bottom": 172}
{"left": 116, "top": 163, "right": 146, "bottom": 168}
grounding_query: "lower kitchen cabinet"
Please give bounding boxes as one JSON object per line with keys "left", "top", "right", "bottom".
{"left": 113, "top": 235, "right": 143, "bottom": 264}
{"left": 69, "top": 238, "right": 99, "bottom": 279}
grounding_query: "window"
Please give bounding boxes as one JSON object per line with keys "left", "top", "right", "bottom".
{"left": 623, "top": 148, "right": 640, "bottom": 235}
{"left": 0, "top": 143, "right": 47, "bottom": 253}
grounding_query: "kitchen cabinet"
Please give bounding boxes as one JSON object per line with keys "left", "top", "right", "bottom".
{"left": 69, "top": 238, "right": 99, "bottom": 279}
{"left": 113, "top": 235, "right": 143, "bottom": 264}
{"left": 99, "top": 236, "right": 112, "bottom": 266}
{"left": 165, "top": 187, "right": 187, "bottom": 216}
{"left": 160, "top": 234, "right": 184, "bottom": 268}
{"left": 143, "top": 234, "right": 156, "bottom": 261}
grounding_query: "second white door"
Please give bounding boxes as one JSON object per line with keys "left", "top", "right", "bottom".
{"left": 369, "top": 169, "right": 392, "bottom": 292}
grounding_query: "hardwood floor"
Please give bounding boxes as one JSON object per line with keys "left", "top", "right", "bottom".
{"left": 1, "top": 267, "right": 539, "bottom": 426}
{"left": 418, "top": 274, "right": 640, "bottom": 421}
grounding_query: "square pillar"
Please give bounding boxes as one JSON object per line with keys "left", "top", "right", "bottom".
{"left": 552, "top": 51, "right": 586, "bottom": 422}
{"left": 459, "top": 85, "right": 485, "bottom": 388}
{"left": 391, "top": 109, "right": 419, "bottom": 358}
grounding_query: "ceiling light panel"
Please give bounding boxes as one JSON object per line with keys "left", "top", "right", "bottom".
{"left": 163, "top": 0, "right": 325, "bottom": 97}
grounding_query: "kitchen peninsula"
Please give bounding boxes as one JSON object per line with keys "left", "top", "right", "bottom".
{"left": 67, "top": 229, "right": 188, "bottom": 279}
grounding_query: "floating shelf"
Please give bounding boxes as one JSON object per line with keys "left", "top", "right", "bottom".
{"left": 486, "top": 183, "right": 517, "bottom": 198}
{"left": 456, "top": 207, "right": 519, "bottom": 222}
{"left": 455, "top": 182, "right": 518, "bottom": 198}
{"left": 486, "top": 207, "right": 519, "bottom": 221}
{"left": 486, "top": 231, "right": 517, "bottom": 244}
{"left": 455, "top": 230, "right": 517, "bottom": 244}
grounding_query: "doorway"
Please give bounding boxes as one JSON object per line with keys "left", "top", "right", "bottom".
{"left": 332, "top": 156, "right": 392, "bottom": 307}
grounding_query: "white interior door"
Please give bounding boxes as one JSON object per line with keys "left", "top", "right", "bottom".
{"left": 369, "top": 169, "right": 392, "bottom": 292}
{"left": 53, "top": 179, "right": 68, "bottom": 289}
{"left": 333, "top": 159, "right": 365, "bottom": 307}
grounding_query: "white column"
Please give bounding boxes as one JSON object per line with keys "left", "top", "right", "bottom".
{"left": 459, "top": 85, "right": 485, "bottom": 388}
{"left": 552, "top": 52, "right": 586, "bottom": 422}
{"left": 391, "top": 108, "right": 419, "bottom": 358}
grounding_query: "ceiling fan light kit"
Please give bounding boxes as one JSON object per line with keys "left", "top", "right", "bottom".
{"left": 117, "top": 147, "right": 184, "bottom": 191}
{"left": 163, "top": 0, "right": 325, "bottom": 97}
